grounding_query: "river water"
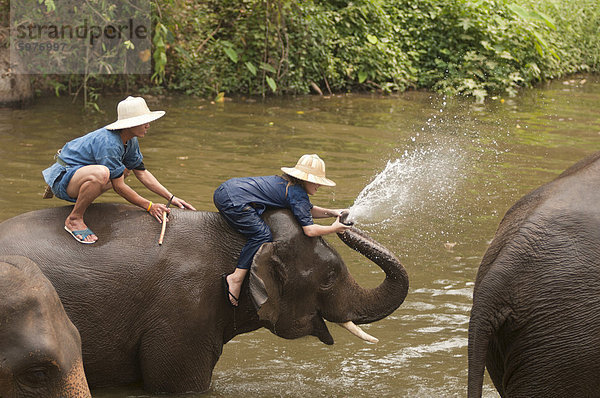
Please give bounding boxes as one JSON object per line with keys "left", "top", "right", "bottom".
{"left": 1, "top": 75, "right": 599, "bottom": 397}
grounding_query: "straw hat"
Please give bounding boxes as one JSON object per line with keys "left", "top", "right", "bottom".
{"left": 105, "top": 96, "right": 165, "bottom": 130}
{"left": 281, "top": 154, "right": 336, "bottom": 187}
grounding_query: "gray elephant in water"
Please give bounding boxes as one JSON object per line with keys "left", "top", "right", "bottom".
{"left": 0, "top": 255, "right": 91, "bottom": 398}
{"left": 0, "top": 203, "right": 408, "bottom": 394}
{"left": 469, "top": 152, "right": 600, "bottom": 397}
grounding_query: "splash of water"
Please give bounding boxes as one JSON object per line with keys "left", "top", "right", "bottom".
{"left": 347, "top": 144, "right": 463, "bottom": 227}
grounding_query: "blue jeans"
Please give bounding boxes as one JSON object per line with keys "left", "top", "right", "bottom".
{"left": 213, "top": 185, "right": 273, "bottom": 270}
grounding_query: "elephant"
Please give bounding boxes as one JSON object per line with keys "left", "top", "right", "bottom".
{"left": 0, "top": 255, "right": 91, "bottom": 398}
{"left": 468, "top": 151, "right": 600, "bottom": 397}
{"left": 0, "top": 203, "right": 408, "bottom": 394}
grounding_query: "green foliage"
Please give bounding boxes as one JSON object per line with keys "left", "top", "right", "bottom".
{"left": 303, "top": 0, "right": 415, "bottom": 93}
{"left": 523, "top": 0, "right": 600, "bottom": 72}
{"left": 9, "top": 0, "right": 599, "bottom": 102}
{"left": 152, "top": 22, "right": 168, "bottom": 84}
{"left": 159, "top": 0, "right": 598, "bottom": 100}
{"left": 383, "top": 0, "right": 597, "bottom": 101}
{"left": 160, "top": 0, "right": 415, "bottom": 97}
{"left": 8, "top": 0, "right": 156, "bottom": 109}
{"left": 382, "top": 0, "right": 558, "bottom": 101}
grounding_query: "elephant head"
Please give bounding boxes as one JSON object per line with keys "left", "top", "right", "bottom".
{"left": 249, "top": 210, "right": 409, "bottom": 344}
{"left": 0, "top": 255, "right": 91, "bottom": 398}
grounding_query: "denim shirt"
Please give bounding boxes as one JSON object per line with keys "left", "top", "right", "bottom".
{"left": 42, "top": 127, "right": 143, "bottom": 187}
{"left": 221, "top": 175, "right": 314, "bottom": 226}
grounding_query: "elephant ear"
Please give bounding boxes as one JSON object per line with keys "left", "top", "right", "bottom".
{"left": 249, "top": 242, "right": 286, "bottom": 326}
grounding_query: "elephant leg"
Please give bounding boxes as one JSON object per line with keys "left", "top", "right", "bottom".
{"left": 139, "top": 330, "right": 223, "bottom": 394}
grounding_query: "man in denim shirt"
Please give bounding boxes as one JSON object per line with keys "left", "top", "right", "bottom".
{"left": 43, "top": 96, "right": 195, "bottom": 244}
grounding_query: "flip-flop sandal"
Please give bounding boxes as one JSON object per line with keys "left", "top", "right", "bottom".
{"left": 64, "top": 226, "right": 96, "bottom": 244}
{"left": 221, "top": 273, "right": 239, "bottom": 307}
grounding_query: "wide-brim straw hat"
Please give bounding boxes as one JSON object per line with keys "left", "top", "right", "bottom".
{"left": 281, "top": 154, "right": 336, "bottom": 187}
{"left": 105, "top": 96, "right": 165, "bottom": 130}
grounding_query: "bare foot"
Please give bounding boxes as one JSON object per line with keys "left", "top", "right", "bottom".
{"left": 226, "top": 269, "right": 247, "bottom": 306}
{"left": 226, "top": 275, "right": 241, "bottom": 306}
{"left": 65, "top": 217, "right": 98, "bottom": 243}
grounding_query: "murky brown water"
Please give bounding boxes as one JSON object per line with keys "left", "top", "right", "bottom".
{"left": 1, "top": 75, "right": 599, "bottom": 397}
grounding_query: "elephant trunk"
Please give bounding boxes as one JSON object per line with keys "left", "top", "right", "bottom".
{"left": 63, "top": 359, "right": 91, "bottom": 397}
{"left": 331, "top": 223, "right": 409, "bottom": 326}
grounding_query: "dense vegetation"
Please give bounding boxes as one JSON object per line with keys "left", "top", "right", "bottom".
{"left": 3, "top": 0, "right": 599, "bottom": 103}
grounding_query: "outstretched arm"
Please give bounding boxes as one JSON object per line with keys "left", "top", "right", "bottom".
{"left": 132, "top": 169, "right": 196, "bottom": 211}
{"left": 111, "top": 175, "right": 169, "bottom": 222}
{"left": 310, "top": 205, "right": 348, "bottom": 219}
{"left": 302, "top": 216, "right": 350, "bottom": 237}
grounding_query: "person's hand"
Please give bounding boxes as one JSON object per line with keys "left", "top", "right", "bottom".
{"left": 171, "top": 196, "right": 196, "bottom": 211}
{"left": 332, "top": 216, "right": 351, "bottom": 233}
{"left": 149, "top": 202, "right": 170, "bottom": 223}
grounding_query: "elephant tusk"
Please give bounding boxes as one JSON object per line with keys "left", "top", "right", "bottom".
{"left": 337, "top": 321, "right": 379, "bottom": 344}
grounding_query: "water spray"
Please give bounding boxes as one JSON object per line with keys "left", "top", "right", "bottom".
{"left": 345, "top": 144, "right": 463, "bottom": 229}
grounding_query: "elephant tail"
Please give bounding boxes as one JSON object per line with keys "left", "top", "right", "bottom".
{"left": 468, "top": 267, "right": 513, "bottom": 398}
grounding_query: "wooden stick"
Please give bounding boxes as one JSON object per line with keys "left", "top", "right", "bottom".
{"left": 158, "top": 195, "right": 174, "bottom": 246}
{"left": 158, "top": 211, "right": 168, "bottom": 245}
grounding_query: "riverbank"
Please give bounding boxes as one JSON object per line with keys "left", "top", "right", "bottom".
{"left": 2, "top": 0, "right": 599, "bottom": 106}
{"left": 156, "top": 0, "right": 599, "bottom": 103}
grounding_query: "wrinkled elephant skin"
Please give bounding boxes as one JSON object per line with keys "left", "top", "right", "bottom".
{"left": 0, "top": 255, "right": 91, "bottom": 398}
{"left": 0, "top": 205, "right": 408, "bottom": 394}
{"left": 469, "top": 151, "right": 600, "bottom": 397}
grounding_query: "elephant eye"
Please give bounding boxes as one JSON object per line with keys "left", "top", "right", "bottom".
{"left": 319, "top": 268, "right": 337, "bottom": 291}
{"left": 18, "top": 363, "right": 57, "bottom": 388}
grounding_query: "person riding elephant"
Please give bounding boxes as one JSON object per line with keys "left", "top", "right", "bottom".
{"left": 0, "top": 202, "right": 409, "bottom": 394}
{"left": 42, "top": 96, "right": 195, "bottom": 244}
{"left": 0, "top": 255, "right": 91, "bottom": 398}
{"left": 215, "top": 154, "right": 350, "bottom": 307}
{"left": 469, "top": 151, "right": 600, "bottom": 397}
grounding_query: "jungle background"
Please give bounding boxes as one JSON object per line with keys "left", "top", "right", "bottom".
{"left": 1, "top": 0, "right": 599, "bottom": 107}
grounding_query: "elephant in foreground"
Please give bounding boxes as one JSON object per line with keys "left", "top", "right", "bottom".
{"left": 0, "top": 204, "right": 409, "bottom": 394}
{"left": 468, "top": 151, "right": 600, "bottom": 397}
{"left": 0, "top": 255, "right": 91, "bottom": 398}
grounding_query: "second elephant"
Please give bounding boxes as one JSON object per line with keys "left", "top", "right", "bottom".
{"left": 0, "top": 255, "right": 90, "bottom": 398}
{"left": 469, "top": 152, "right": 600, "bottom": 397}
{"left": 0, "top": 204, "right": 409, "bottom": 394}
